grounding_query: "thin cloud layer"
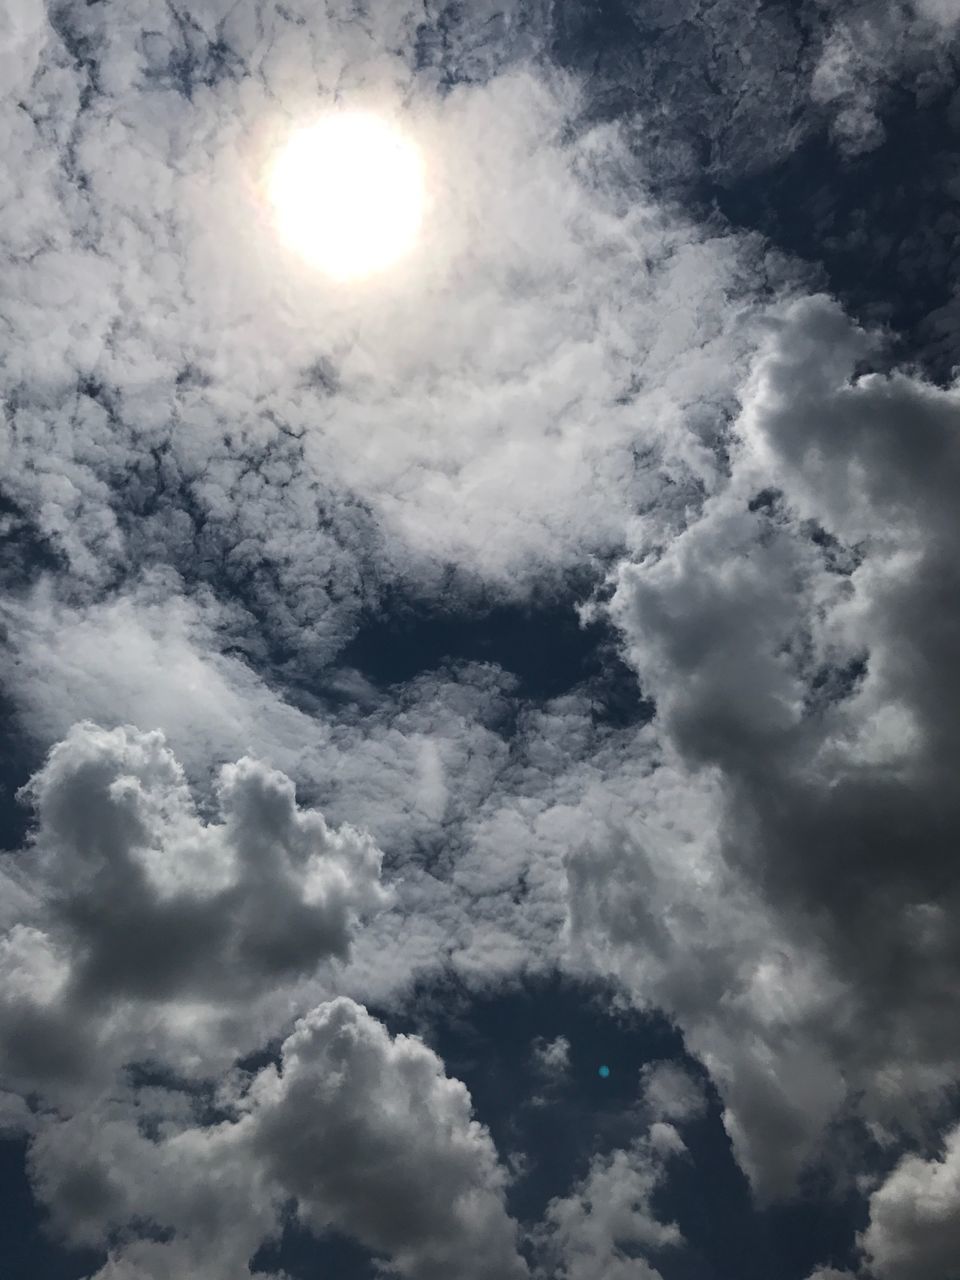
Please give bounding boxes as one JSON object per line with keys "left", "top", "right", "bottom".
{"left": 859, "top": 1122, "right": 960, "bottom": 1280}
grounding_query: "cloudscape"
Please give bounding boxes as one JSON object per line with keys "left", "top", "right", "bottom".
{"left": 2, "top": 2, "right": 960, "bottom": 1278}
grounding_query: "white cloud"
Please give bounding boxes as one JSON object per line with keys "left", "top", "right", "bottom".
{"left": 246, "top": 998, "right": 528, "bottom": 1280}
{"left": 28, "top": 998, "right": 527, "bottom": 1280}
{"left": 531, "top": 1130, "right": 684, "bottom": 1280}
{"left": 10, "top": 287, "right": 960, "bottom": 1228}
{"left": 640, "top": 1061, "right": 707, "bottom": 1125}
{"left": 859, "top": 1123, "right": 960, "bottom": 1280}
{"left": 0, "top": 721, "right": 387, "bottom": 1095}
{"left": 0, "top": 2, "right": 776, "bottom": 652}
{"left": 3, "top": 0, "right": 960, "bottom": 1269}
{"left": 532, "top": 1034, "right": 571, "bottom": 1080}
{"left": 590, "top": 294, "right": 960, "bottom": 1197}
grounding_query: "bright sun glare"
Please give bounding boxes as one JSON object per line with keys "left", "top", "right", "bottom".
{"left": 267, "top": 112, "right": 426, "bottom": 282}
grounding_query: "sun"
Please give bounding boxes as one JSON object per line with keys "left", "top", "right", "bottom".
{"left": 267, "top": 112, "right": 426, "bottom": 282}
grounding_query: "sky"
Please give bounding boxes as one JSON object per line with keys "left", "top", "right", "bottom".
{"left": 1, "top": 1, "right": 960, "bottom": 1278}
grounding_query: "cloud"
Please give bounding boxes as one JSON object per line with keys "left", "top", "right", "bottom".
{"left": 810, "top": 0, "right": 960, "bottom": 154}
{"left": 809, "top": 15, "right": 891, "bottom": 154}
{"left": 554, "top": 0, "right": 821, "bottom": 185}
{"left": 915, "top": 0, "right": 960, "bottom": 20}
{"left": 530, "top": 1128, "right": 685, "bottom": 1280}
{"left": 858, "top": 1122, "right": 960, "bottom": 1280}
{"left": 0, "top": 0, "right": 48, "bottom": 99}
{"left": 0, "top": 721, "right": 387, "bottom": 1092}
{"left": 532, "top": 1033, "right": 571, "bottom": 1081}
{"left": 4, "top": 1, "right": 959, "bottom": 1270}
{"left": 639, "top": 1061, "right": 707, "bottom": 1125}
{"left": 27, "top": 997, "right": 527, "bottom": 1280}
{"left": 1, "top": 0, "right": 781, "bottom": 675}
{"left": 587, "top": 294, "right": 960, "bottom": 1197}
{"left": 246, "top": 998, "right": 528, "bottom": 1280}
{"left": 11, "top": 287, "right": 958, "bottom": 1229}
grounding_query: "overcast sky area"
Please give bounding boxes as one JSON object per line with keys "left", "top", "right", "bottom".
{"left": 2, "top": 1, "right": 960, "bottom": 1278}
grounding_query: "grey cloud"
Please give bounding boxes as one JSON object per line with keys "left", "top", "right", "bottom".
{"left": 555, "top": 0, "right": 819, "bottom": 185}
{"left": 0, "top": 0, "right": 49, "bottom": 99}
{"left": 28, "top": 1094, "right": 281, "bottom": 1280}
{"left": 28, "top": 998, "right": 527, "bottom": 1280}
{"left": 247, "top": 998, "right": 528, "bottom": 1280}
{"left": 532, "top": 1033, "right": 571, "bottom": 1080}
{"left": 0, "top": 721, "right": 387, "bottom": 1092}
{"left": 1, "top": 2, "right": 781, "bottom": 675}
{"left": 1, "top": 575, "right": 665, "bottom": 1011}
{"left": 859, "top": 1122, "right": 960, "bottom": 1279}
{"left": 639, "top": 1061, "right": 707, "bottom": 1125}
{"left": 594, "top": 294, "right": 960, "bottom": 1196}
{"left": 530, "top": 1129, "right": 684, "bottom": 1280}
{"left": 414, "top": 0, "right": 550, "bottom": 86}
{"left": 5, "top": 0, "right": 958, "bottom": 1264}
{"left": 27, "top": 721, "right": 388, "bottom": 996}
{"left": 809, "top": 0, "right": 960, "bottom": 154}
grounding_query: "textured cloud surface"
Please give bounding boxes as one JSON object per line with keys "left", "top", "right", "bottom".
{"left": 860, "top": 1122, "right": 960, "bottom": 1279}
{"left": 0, "top": 722, "right": 387, "bottom": 1099}
{"left": 27, "top": 998, "right": 526, "bottom": 1279}
{"left": 2, "top": 2, "right": 959, "bottom": 1278}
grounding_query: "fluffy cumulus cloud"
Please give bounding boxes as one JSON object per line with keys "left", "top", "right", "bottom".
{"left": 27, "top": 998, "right": 527, "bottom": 1280}
{"left": 248, "top": 999, "right": 528, "bottom": 1280}
{"left": 857, "top": 1122, "right": 960, "bottom": 1279}
{"left": 804, "top": 1122, "right": 960, "bottom": 1279}
{"left": 531, "top": 1127, "right": 686, "bottom": 1280}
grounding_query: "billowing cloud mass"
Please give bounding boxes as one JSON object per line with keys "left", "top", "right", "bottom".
{"left": 859, "top": 1122, "right": 960, "bottom": 1279}
{"left": 2, "top": 1, "right": 959, "bottom": 1278}
{"left": 28, "top": 998, "right": 527, "bottom": 1280}
{"left": 532, "top": 1127, "right": 686, "bottom": 1280}
{"left": 0, "top": 721, "right": 387, "bottom": 1097}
